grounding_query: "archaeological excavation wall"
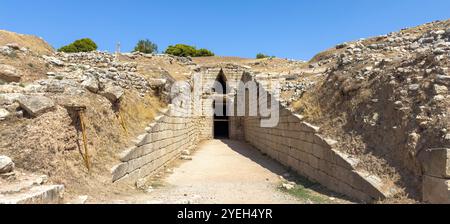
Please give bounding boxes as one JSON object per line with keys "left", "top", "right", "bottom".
{"left": 242, "top": 81, "right": 396, "bottom": 202}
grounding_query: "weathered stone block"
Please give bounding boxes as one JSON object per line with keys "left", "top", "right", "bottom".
{"left": 0, "top": 155, "right": 14, "bottom": 174}
{"left": 300, "top": 122, "right": 320, "bottom": 133}
{"left": 312, "top": 144, "right": 325, "bottom": 159}
{"left": 0, "top": 185, "right": 64, "bottom": 204}
{"left": 313, "top": 135, "right": 337, "bottom": 148}
{"left": 0, "top": 64, "right": 21, "bottom": 83}
{"left": 307, "top": 154, "right": 320, "bottom": 169}
{"left": 132, "top": 134, "right": 147, "bottom": 146}
{"left": 118, "top": 146, "right": 136, "bottom": 162}
{"left": 287, "top": 155, "right": 299, "bottom": 170}
{"left": 318, "top": 158, "right": 334, "bottom": 175}
{"left": 333, "top": 149, "right": 360, "bottom": 170}
{"left": 101, "top": 85, "right": 124, "bottom": 103}
{"left": 423, "top": 175, "right": 450, "bottom": 204}
{"left": 17, "top": 95, "right": 55, "bottom": 117}
{"left": 420, "top": 148, "right": 450, "bottom": 178}
{"left": 111, "top": 163, "right": 128, "bottom": 182}
{"left": 351, "top": 171, "right": 386, "bottom": 200}
{"left": 81, "top": 77, "right": 99, "bottom": 93}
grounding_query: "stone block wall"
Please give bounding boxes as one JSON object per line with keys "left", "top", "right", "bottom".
{"left": 112, "top": 103, "right": 205, "bottom": 183}
{"left": 243, "top": 86, "right": 395, "bottom": 202}
{"left": 199, "top": 97, "right": 214, "bottom": 140}
{"left": 421, "top": 148, "right": 450, "bottom": 203}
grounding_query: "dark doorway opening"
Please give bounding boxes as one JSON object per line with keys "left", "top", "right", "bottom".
{"left": 214, "top": 101, "right": 229, "bottom": 139}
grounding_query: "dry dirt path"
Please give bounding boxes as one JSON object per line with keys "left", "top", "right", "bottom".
{"left": 107, "top": 140, "right": 347, "bottom": 204}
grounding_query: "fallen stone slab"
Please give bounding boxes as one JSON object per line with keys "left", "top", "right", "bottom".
{"left": 17, "top": 95, "right": 55, "bottom": 117}
{"left": 0, "top": 185, "right": 64, "bottom": 204}
{"left": 102, "top": 85, "right": 124, "bottom": 103}
{"left": 0, "top": 64, "right": 21, "bottom": 83}
{"left": 0, "top": 156, "right": 14, "bottom": 174}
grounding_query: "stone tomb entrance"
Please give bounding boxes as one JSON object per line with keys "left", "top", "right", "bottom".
{"left": 212, "top": 70, "right": 230, "bottom": 139}
{"left": 196, "top": 65, "right": 252, "bottom": 141}
{"left": 213, "top": 100, "right": 229, "bottom": 139}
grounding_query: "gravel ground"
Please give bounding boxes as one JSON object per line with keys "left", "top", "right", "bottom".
{"left": 106, "top": 140, "right": 348, "bottom": 204}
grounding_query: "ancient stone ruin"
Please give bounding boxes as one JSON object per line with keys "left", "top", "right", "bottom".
{"left": 1, "top": 20, "right": 450, "bottom": 204}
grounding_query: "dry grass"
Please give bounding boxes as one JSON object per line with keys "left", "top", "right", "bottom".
{"left": 120, "top": 90, "right": 166, "bottom": 135}
{"left": 309, "top": 47, "right": 342, "bottom": 64}
{"left": 292, "top": 91, "right": 323, "bottom": 121}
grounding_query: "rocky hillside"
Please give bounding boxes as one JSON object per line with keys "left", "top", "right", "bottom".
{"left": 1, "top": 19, "right": 449, "bottom": 203}
{"left": 287, "top": 19, "right": 450, "bottom": 201}
{"left": 0, "top": 33, "right": 188, "bottom": 201}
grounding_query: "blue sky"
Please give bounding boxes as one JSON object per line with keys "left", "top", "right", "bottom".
{"left": 0, "top": 0, "right": 449, "bottom": 60}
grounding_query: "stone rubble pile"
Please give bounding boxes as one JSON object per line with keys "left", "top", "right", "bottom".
{"left": 1, "top": 50, "right": 168, "bottom": 119}
{"left": 281, "top": 79, "right": 315, "bottom": 105}
{"left": 0, "top": 43, "right": 28, "bottom": 57}
{"left": 122, "top": 52, "right": 196, "bottom": 66}
{"left": 56, "top": 51, "right": 152, "bottom": 96}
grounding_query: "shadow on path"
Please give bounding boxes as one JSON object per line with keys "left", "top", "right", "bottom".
{"left": 221, "top": 139, "right": 355, "bottom": 203}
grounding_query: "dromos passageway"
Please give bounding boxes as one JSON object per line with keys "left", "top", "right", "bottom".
{"left": 110, "top": 140, "right": 347, "bottom": 204}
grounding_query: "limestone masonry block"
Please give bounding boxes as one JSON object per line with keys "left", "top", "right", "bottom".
{"left": 17, "top": 95, "right": 55, "bottom": 118}
{"left": 119, "top": 146, "right": 137, "bottom": 162}
{"left": 300, "top": 122, "right": 320, "bottom": 133}
{"left": 132, "top": 134, "right": 147, "bottom": 146}
{"left": 422, "top": 175, "right": 450, "bottom": 204}
{"left": 420, "top": 148, "right": 450, "bottom": 178}
{"left": 111, "top": 163, "right": 128, "bottom": 182}
{"left": 0, "top": 185, "right": 64, "bottom": 204}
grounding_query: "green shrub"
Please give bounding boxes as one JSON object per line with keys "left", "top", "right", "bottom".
{"left": 165, "top": 44, "right": 214, "bottom": 57}
{"left": 133, "top": 39, "right": 158, "bottom": 54}
{"left": 195, "top": 48, "right": 214, "bottom": 57}
{"left": 58, "top": 38, "right": 98, "bottom": 53}
{"left": 256, "top": 53, "right": 270, "bottom": 59}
